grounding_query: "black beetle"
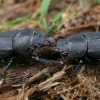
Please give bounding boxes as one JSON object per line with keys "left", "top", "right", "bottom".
{"left": 0, "top": 28, "right": 54, "bottom": 77}
{"left": 53, "top": 32, "right": 100, "bottom": 77}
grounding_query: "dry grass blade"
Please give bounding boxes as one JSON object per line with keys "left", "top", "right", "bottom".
{"left": 28, "top": 67, "right": 49, "bottom": 83}
{"left": 0, "top": 79, "right": 3, "bottom": 87}
{"left": 17, "top": 85, "right": 34, "bottom": 100}
{"left": 37, "top": 66, "right": 66, "bottom": 91}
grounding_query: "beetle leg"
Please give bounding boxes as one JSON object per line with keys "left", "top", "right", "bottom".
{"left": 1, "top": 60, "right": 13, "bottom": 78}
{"left": 32, "top": 56, "right": 61, "bottom": 68}
{"left": 32, "top": 56, "right": 53, "bottom": 64}
{"left": 60, "top": 53, "right": 65, "bottom": 64}
{"left": 1, "top": 56, "right": 18, "bottom": 78}
{"left": 71, "top": 59, "right": 84, "bottom": 78}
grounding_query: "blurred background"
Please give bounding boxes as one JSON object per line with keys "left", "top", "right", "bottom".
{"left": 0, "top": 0, "right": 100, "bottom": 35}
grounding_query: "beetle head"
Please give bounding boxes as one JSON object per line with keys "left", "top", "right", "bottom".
{"left": 30, "top": 30, "right": 50, "bottom": 48}
{"left": 52, "top": 38, "right": 69, "bottom": 56}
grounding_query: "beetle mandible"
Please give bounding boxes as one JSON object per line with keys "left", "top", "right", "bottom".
{"left": 0, "top": 28, "right": 54, "bottom": 77}
{"left": 53, "top": 32, "right": 100, "bottom": 77}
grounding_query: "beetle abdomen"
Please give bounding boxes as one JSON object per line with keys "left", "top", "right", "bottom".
{"left": 0, "top": 37, "right": 13, "bottom": 58}
{"left": 83, "top": 32, "right": 100, "bottom": 57}
{"left": 67, "top": 34, "right": 87, "bottom": 57}
{"left": 13, "top": 29, "right": 33, "bottom": 54}
{"left": 0, "top": 30, "right": 18, "bottom": 37}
